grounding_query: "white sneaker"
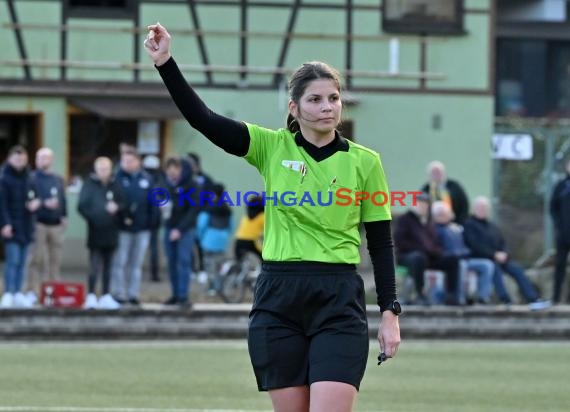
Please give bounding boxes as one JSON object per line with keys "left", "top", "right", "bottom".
{"left": 25, "top": 291, "right": 38, "bottom": 306}
{"left": 98, "top": 294, "right": 121, "bottom": 310}
{"left": 84, "top": 293, "right": 98, "bottom": 309}
{"left": 13, "top": 292, "right": 32, "bottom": 308}
{"left": 197, "top": 271, "right": 209, "bottom": 284}
{"left": 529, "top": 299, "right": 552, "bottom": 311}
{"left": 0, "top": 293, "right": 14, "bottom": 308}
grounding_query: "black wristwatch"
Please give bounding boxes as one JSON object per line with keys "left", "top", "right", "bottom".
{"left": 383, "top": 300, "right": 402, "bottom": 316}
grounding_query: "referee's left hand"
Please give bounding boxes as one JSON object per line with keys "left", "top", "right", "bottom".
{"left": 379, "top": 311, "right": 400, "bottom": 359}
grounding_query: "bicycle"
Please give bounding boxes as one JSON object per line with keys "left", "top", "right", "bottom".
{"left": 218, "top": 252, "right": 262, "bottom": 303}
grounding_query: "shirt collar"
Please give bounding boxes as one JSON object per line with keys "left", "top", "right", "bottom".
{"left": 294, "top": 130, "right": 349, "bottom": 162}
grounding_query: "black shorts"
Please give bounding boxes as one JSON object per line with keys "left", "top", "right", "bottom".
{"left": 247, "top": 262, "right": 369, "bottom": 392}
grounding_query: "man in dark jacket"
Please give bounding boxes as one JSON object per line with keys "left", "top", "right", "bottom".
{"left": 111, "top": 150, "right": 157, "bottom": 305}
{"left": 78, "top": 157, "right": 125, "bottom": 310}
{"left": 26, "top": 147, "right": 68, "bottom": 303}
{"left": 186, "top": 152, "right": 215, "bottom": 280}
{"left": 463, "top": 196, "right": 550, "bottom": 309}
{"left": 162, "top": 156, "right": 200, "bottom": 308}
{"left": 0, "top": 146, "right": 40, "bottom": 308}
{"left": 550, "top": 157, "right": 570, "bottom": 304}
{"left": 421, "top": 161, "right": 470, "bottom": 225}
{"left": 142, "top": 154, "right": 163, "bottom": 282}
{"left": 394, "top": 193, "right": 460, "bottom": 305}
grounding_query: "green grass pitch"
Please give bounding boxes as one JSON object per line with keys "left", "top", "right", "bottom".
{"left": 0, "top": 340, "right": 568, "bottom": 412}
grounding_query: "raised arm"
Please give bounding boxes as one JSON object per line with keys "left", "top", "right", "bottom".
{"left": 145, "top": 23, "right": 250, "bottom": 157}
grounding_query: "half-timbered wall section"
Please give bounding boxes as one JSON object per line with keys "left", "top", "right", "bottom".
{"left": 0, "top": 0, "right": 495, "bottom": 267}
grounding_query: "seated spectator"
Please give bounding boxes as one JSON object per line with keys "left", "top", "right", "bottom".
{"left": 431, "top": 201, "right": 493, "bottom": 304}
{"left": 196, "top": 183, "right": 234, "bottom": 294}
{"left": 234, "top": 195, "right": 264, "bottom": 261}
{"left": 421, "top": 161, "right": 470, "bottom": 224}
{"left": 394, "top": 193, "right": 460, "bottom": 305}
{"left": 463, "top": 196, "right": 551, "bottom": 310}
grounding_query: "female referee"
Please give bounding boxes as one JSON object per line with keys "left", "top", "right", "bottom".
{"left": 144, "top": 23, "right": 400, "bottom": 412}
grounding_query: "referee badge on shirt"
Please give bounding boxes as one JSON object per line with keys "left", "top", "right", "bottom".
{"left": 281, "top": 160, "right": 305, "bottom": 172}
{"left": 282, "top": 160, "right": 307, "bottom": 183}
{"left": 139, "top": 179, "right": 150, "bottom": 189}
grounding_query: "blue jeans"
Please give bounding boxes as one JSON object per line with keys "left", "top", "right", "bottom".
{"left": 458, "top": 258, "right": 494, "bottom": 303}
{"left": 164, "top": 229, "right": 194, "bottom": 301}
{"left": 493, "top": 261, "right": 538, "bottom": 303}
{"left": 3, "top": 242, "right": 30, "bottom": 294}
{"left": 111, "top": 231, "right": 151, "bottom": 300}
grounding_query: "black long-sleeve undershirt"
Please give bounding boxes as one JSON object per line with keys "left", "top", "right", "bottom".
{"left": 157, "top": 57, "right": 250, "bottom": 156}
{"left": 364, "top": 220, "right": 397, "bottom": 312}
{"left": 156, "top": 56, "right": 397, "bottom": 311}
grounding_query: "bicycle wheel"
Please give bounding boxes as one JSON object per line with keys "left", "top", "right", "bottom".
{"left": 241, "top": 252, "right": 262, "bottom": 297}
{"left": 220, "top": 262, "right": 247, "bottom": 303}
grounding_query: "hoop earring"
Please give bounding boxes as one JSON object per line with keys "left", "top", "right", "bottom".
{"left": 288, "top": 118, "right": 299, "bottom": 131}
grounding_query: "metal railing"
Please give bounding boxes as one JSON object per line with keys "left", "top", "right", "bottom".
{"left": 1, "top": 22, "right": 447, "bottom": 82}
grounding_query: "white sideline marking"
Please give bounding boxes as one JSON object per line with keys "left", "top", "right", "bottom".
{"left": 0, "top": 408, "right": 389, "bottom": 412}
{"left": 0, "top": 408, "right": 269, "bottom": 412}
{"left": 0, "top": 406, "right": 389, "bottom": 412}
{"left": 0, "top": 340, "right": 249, "bottom": 350}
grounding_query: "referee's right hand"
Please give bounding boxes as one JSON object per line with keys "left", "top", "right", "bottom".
{"left": 144, "top": 22, "right": 172, "bottom": 67}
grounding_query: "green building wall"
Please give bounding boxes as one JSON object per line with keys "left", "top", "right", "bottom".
{"left": 0, "top": 0, "right": 494, "bottom": 268}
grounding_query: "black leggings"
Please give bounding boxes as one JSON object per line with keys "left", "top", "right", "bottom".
{"left": 234, "top": 239, "right": 262, "bottom": 261}
{"left": 88, "top": 247, "right": 114, "bottom": 295}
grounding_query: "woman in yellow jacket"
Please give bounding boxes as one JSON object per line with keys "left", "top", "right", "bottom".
{"left": 234, "top": 195, "right": 264, "bottom": 261}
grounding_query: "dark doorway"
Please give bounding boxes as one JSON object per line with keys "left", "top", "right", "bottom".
{"left": 68, "top": 114, "right": 165, "bottom": 186}
{"left": 0, "top": 114, "right": 41, "bottom": 165}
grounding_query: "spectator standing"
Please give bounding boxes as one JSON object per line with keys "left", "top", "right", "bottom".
{"left": 186, "top": 152, "right": 215, "bottom": 282}
{"left": 142, "top": 154, "right": 163, "bottom": 282}
{"left": 0, "top": 146, "right": 41, "bottom": 308}
{"left": 187, "top": 152, "right": 215, "bottom": 191}
{"left": 162, "top": 156, "right": 200, "bottom": 307}
{"left": 421, "top": 161, "right": 470, "bottom": 224}
{"left": 78, "top": 157, "right": 125, "bottom": 309}
{"left": 111, "top": 150, "right": 157, "bottom": 305}
{"left": 25, "top": 147, "right": 68, "bottom": 304}
{"left": 550, "top": 157, "right": 570, "bottom": 304}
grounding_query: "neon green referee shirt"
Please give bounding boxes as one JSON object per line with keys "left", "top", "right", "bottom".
{"left": 244, "top": 123, "right": 391, "bottom": 264}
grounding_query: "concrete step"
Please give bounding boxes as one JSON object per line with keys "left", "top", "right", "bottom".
{"left": 1, "top": 304, "right": 569, "bottom": 340}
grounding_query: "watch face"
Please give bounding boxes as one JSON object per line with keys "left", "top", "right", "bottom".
{"left": 393, "top": 301, "right": 402, "bottom": 314}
